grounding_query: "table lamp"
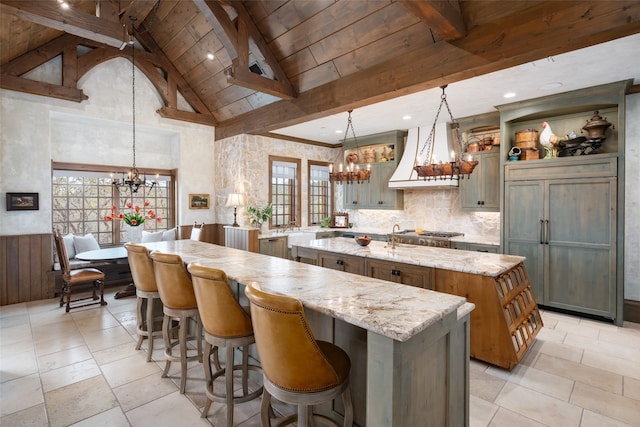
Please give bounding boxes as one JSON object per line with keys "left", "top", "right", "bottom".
{"left": 226, "top": 193, "right": 245, "bottom": 227}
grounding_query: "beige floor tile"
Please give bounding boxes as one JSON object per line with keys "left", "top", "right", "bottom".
{"left": 495, "top": 382, "right": 582, "bottom": 426}
{"left": 126, "top": 391, "right": 210, "bottom": 426}
{"left": 36, "top": 345, "right": 92, "bottom": 373}
{"left": 469, "top": 395, "right": 498, "bottom": 427}
{"left": 0, "top": 312, "right": 29, "bottom": 329}
{"left": 40, "top": 358, "right": 101, "bottom": 392}
{"left": 82, "top": 325, "right": 134, "bottom": 352}
{"left": 113, "top": 372, "right": 177, "bottom": 412}
{"left": 0, "top": 323, "right": 32, "bottom": 346}
{"left": 622, "top": 321, "right": 640, "bottom": 332}
{"left": 581, "top": 350, "right": 640, "bottom": 382}
{"left": 534, "top": 353, "right": 623, "bottom": 395}
{"left": 470, "top": 365, "right": 507, "bottom": 402}
{"left": 565, "top": 332, "right": 640, "bottom": 364}
{"left": 75, "top": 313, "right": 122, "bottom": 334}
{"left": 533, "top": 324, "right": 566, "bottom": 343}
{"left": 101, "top": 353, "right": 162, "bottom": 388}
{"left": 0, "top": 337, "right": 33, "bottom": 359}
{"left": 599, "top": 328, "right": 640, "bottom": 351}
{"left": 33, "top": 332, "right": 85, "bottom": 357}
{"left": 28, "top": 308, "right": 72, "bottom": 328}
{"left": 45, "top": 375, "right": 118, "bottom": 427}
{"left": 541, "top": 310, "right": 582, "bottom": 325}
{"left": 0, "top": 402, "right": 48, "bottom": 427}
{"left": 69, "top": 406, "right": 130, "bottom": 427}
{"left": 535, "top": 339, "right": 584, "bottom": 363}
{"left": 31, "top": 318, "right": 80, "bottom": 344}
{"left": 93, "top": 341, "right": 141, "bottom": 366}
{"left": 556, "top": 320, "right": 601, "bottom": 340}
{"left": 580, "top": 409, "right": 634, "bottom": 427}
{"left": 570, "top": 382, "right": 640, "bottom": 426}
{"left": 0, "top": 302, "right": 27, "bottom": 318}
{"left": 0, "top": 373, "right": 44, "bottom": 417}
{"left": 489, "top": 407, "right": 546, "bottom": 427}
{"left": 624, "top": 376, "right": 640, "bottom": 401}
{"left": 0, "top": 348, "right": 38, "bottom": 383}
{"left": 487, "top": 363, "right": 574, "bottom": 401}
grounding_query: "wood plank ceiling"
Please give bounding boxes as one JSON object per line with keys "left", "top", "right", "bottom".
{"left": 1, "top": 0, "right": 639, "bottom": 143}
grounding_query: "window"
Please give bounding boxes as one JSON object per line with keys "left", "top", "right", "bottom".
{"left": 269, "top": 156, "right": 301, "bottom": 229}
{"left": 52, "top": 163, "right": 175, "bottom": 246}
{"left": 308, "top": 161, "right": 332, "bottom": 225}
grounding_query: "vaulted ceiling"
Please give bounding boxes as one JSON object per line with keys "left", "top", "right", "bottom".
{"left": 2, "top": 0, "right": 639, "bottom": 144}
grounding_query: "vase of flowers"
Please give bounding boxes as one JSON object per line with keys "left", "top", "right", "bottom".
{"left": 104, "top": 201, "right": 160, "bottom": 243}
{"left": 247, "top": 205, "right": 272, "bottom": 234}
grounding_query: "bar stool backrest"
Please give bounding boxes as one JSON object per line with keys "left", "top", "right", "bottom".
{"left": 188, "top": 263, "right": 253, "bottom": 338}
{"left": 245, "top": 283, "right": 342, "bottom": 392}
{"left": 150, "top": 252, "right": 197, "bottom": 309}
{"left": 125, "top": 243, "right": 158, "bottom": 293}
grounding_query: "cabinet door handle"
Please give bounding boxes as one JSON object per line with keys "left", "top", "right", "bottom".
{"left": 378, "top": 201, "right": 383, "bottom": 204}
{"left": 540, "top": 219, "right": 544, "bottom": 244}
{"left": 391, "top": 269, "right": 401, "bottom": 276}
{"left": 353, "top": 201, "right": 358, "bottom": 204}
{"left": 336, "top": 259, "right": 344, "bottom": 265}
{"left": 268, "top": 239, "right": 277, "bottom": 242}
{"left": 545, "top": 219, "right": 550, "bottom": 245}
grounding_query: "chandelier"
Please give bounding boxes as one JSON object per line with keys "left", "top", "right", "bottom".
{"left": 329, "top": 110, "right": 372, "bottom": 184}
{"left": 112, "top": 16, "right": 157, "bottom": 194}
{"left": 413, "top": 85, "right": 477, "bottom": 181}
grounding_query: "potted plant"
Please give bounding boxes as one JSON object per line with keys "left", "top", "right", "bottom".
{"left": 247, "top": 205, "right": 272, "bottom": 234}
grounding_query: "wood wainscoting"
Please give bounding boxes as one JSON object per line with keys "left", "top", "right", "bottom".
{"left": 0, "top": 233, "right": 54, "bottom": 306}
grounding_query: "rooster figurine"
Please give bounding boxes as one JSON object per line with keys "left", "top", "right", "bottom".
{"left": 539, "top": 121, "right": 559, "bottom": 158}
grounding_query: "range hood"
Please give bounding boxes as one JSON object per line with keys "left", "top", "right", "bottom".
{"left": 389, "top": 123, "right": 460, "bottom": 189}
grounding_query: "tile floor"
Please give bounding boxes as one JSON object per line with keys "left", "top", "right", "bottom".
{"left": 1, "top": 290, "right": 639, "bottom": 427}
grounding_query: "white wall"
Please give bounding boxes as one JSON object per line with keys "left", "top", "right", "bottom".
{"left": 0, "top": 58, "right": 216, "bottom": 235}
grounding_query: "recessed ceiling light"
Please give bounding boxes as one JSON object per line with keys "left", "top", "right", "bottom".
{"left": 402, "top": 115, "right": 412, "bottom": 120}
{"left": 539, "top": 82, "right": 563, "bottom": 91}
{"left": 206, "top": 53, "right": 215, "bottom": 60}
{"left": 60, "top": 1, "right": 70, "bottom": 9}
{"left": 335, "top": 130, "right": 343, "bottom": 134}
{"left": 503, "top": 92, "right": 516, "bottom": 98}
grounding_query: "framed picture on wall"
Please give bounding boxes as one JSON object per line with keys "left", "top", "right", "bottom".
{"left": 331, "top": 213, "right": 349, "bottom": 228}
{"left": 6, "top": 193, "right": 39, "bottom": 211}
{"left": 189, "top": 194, "right": 210, "bottom": 209}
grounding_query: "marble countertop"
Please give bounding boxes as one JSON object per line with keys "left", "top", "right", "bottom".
{"left": 141, "top": 240, "right": 468, "bottom": 342}
{"left": 293, "top": 237, "right": 523, "bottom": 277}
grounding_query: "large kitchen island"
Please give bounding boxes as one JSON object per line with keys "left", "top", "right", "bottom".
{"left": 292, "top": 237, "right": 543, "bottom": 371}
{"left": 141, "top": 239, "right": 473, "bottom": 426}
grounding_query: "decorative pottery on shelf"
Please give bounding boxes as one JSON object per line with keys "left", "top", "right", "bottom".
{"left": 126, "top": 225, "right": 143, "bottom": 243}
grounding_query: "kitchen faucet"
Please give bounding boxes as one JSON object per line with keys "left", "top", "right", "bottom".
{"left": 391, "top": 223, "right": 401, "bottom": 249}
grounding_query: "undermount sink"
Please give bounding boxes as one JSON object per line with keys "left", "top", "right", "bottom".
{"left": 286, "top": 232, "right": 316, "bottom": 248}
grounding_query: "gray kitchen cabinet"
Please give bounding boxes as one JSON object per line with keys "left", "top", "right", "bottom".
{"left": 466, "top": 243, "right": 499, "bottom": 253}
{"left": 259, "top": 235, "right": 288, "bottom": 259}
{"left": 343, "top": 130, "right": 405, "bottom": 210}
{"left": 504, "top": 157, "right": 617, "bottom": 320}
{"left": 460, "top": 150, "right": 500, "bottom": 212}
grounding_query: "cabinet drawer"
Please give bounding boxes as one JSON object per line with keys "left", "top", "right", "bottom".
{"left": 366, "top": 259, "right": 434, "bottom": 290}
{"left": 318, "top": 252, "right": 364, "bottom": 275}
{"left": 505, "top": 155, "right": 617, "bottom": 181}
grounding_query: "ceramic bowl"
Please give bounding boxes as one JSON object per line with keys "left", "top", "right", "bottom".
{"left": 355, "top": 236, "right": 372, "bottom": 246}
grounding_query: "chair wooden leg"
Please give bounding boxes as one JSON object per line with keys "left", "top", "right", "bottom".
{"left": 342, "top": 386, "right": 353, "bottom": 427}
{"left": 226, "top": 344, "right": 235, "bottom": 427}
{"left": 145, "top": 297, "right": 155, "bottom": 361}
{"left": 135, "top": 296, "right": 144, "bottom": 351}
{"left": 298, "top": 404, "right": 310, "bottom": 427}
{"left": 161, "top": 314, "right": 172, "bottom": 378}
{"left": 261, "top": 387, "right": 272, "bottom": 427}
{"left": 66, "top": 282, "right": 72, "bottom": 312}
{"left": 98, "top": 279, "right": 106, "bottom": 306}
{"left": 179, "top": 314, "right": 188, "bottom": 394}
{"left": 201, "top": 341, "right": 213, "bottom": 418}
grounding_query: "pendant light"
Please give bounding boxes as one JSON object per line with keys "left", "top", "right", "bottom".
{"left": 329, "top": 110, "right": 372, "bottom": 184}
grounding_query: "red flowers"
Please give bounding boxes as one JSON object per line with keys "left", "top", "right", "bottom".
{"left": 103, "top": 201, "right": 161, "bottom": 226}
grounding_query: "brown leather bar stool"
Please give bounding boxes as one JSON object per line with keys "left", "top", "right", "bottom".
{"left": 150, "top": 252, "right": 203, "bottom": 393}
{"left": 245, "top": 283, "right": 354, "bottom": 427}
{"left": 53, "top": 229, "right": 106, "bottom": 312}
{"left": 125, "top": 243, "right": 163, "bottom": 362}
{"left": 188, "top": 263, "right": 263, "bottom": 426}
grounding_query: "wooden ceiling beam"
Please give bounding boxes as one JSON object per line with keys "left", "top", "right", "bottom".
{"left": 2, "top": 33, "right": 82, "bottom": 76}
{"left": 214, "top": 1, "right": 640, "bottom": 140}
{"left": 118, "top": 0, "right": 159, "bottom": 28}
{"left": 398, "top": 0, "right": 466, "bottom": 40}
{"left": 157, "top": 107, "right": 218, "bottom": 126}
{"left": 0, "top": 73, "right": 87, "bottom": 102}
{"left": 194, "top": 0, "right": 296, "bottom": 99}
{"left": 0, "top": 0, "right": 128, "bottom": 49}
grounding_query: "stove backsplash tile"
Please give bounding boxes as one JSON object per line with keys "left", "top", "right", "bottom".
{"left": 345, "top": 188, "right": 500, "bottom": 240}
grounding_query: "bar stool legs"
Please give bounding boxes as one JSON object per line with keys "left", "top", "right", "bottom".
{"left": 161, "top": 307, "right": 202, "bottom": 393}
{"left": 201, "top": 332, "right": 262, "bottom": 426}
{"left": 134, "top": 289, "right": 162, "bottom": 362}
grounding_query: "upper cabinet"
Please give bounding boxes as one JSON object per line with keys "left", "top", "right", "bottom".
{"left": 343, "top": 130, "right": 406, "bottom": 210}
{"left": 458, "top": 112, "right": 501, "bottom": 212}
